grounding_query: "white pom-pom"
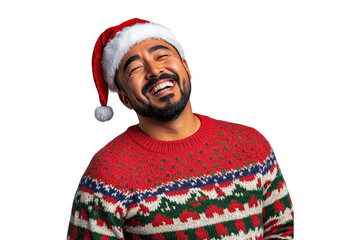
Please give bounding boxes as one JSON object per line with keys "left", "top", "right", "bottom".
{"left": 95, "top": 106, "right": 113, "bottom": 122}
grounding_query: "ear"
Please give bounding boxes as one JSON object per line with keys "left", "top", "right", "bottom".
{"left": 181, "top": 58, "right": 192, "bottom": 80}
{"left": 118, "top": 90, "right": 133, "bottom": 110}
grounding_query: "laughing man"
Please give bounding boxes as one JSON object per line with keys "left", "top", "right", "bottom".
{"left": 67, "top": 18, "right": 294, "bottom": 240}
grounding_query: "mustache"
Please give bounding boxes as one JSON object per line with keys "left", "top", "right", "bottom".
{"left": 142, "top": 73, "right": 179, "bottom": 95}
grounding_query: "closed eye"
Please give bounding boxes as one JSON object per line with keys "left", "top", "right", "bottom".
{"left": 129, "top": 66, "right": 141, "bottom": 75}
{"left": 157, "top": 55, "right": 168, "bottom": 60}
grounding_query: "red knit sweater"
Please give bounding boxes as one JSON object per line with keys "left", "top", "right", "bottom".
{"left": 68, "top": 114, "right": 294, "bottom": 239}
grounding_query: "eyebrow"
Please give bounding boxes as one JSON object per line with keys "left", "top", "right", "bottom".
{"left": 123, "top": 54, "right": 140, "bottom": 72}
{"left": 149, "top": 45, "right": 170, "bottom": 53}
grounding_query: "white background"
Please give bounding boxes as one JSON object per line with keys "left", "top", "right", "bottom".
{"left": 1, "top": 0, "right": 359, "bottom": 239}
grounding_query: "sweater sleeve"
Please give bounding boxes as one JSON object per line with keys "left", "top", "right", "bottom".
{"left": 67, "top": 179, "right": 126, "bottom": 240}
{"left": 262, "top": 153, "right": 294, "bottom": 239}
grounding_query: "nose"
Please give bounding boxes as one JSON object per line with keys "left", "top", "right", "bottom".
{"left": 145, "top": 60, "right": 164, "bottom": 80}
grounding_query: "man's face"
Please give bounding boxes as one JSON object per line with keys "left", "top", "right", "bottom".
{"left": 115, "top": 39, "right": 191, "bottom": 121}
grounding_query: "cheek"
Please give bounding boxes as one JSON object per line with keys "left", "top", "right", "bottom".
{"left": 127, "top": 77, "right": 145, "bottom": 94}
{"left": 166, "top": 61, "right": 186, "bottom": 74}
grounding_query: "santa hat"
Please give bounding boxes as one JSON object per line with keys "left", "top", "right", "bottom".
{"left": 92, "top": 18, "right": 185, "bottom": 122}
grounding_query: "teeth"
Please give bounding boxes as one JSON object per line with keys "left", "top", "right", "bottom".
{"left": 150, "top": 81, "right": 174, "bottom": 95}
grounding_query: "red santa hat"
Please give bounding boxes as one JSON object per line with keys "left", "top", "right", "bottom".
{"left": 92, "top": 18, "right": 185, "bottom": 122}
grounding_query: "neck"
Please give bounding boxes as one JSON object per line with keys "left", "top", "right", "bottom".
{"left": 137, "top": 102, "right": 200, "bottom": 141}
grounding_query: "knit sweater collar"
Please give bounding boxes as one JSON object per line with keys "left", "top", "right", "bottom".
{"left": 126, "top": 113, "right": 214, "bottom": 153}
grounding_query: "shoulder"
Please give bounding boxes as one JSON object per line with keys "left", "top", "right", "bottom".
{"left": 208, "top": 115, "right": 273, "bottom": 158}
{"left": 81, "top": 127, "right": 137, "bottom": 185}
{"left": 212, "top": 116, "right": 270, "bottom": 140}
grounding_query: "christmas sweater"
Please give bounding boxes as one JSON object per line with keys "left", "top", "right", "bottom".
{"left": 68, "top": 114, "right": 294, "bottom": 240}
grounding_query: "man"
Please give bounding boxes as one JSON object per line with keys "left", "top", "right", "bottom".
{"left": 68, "top": 18, "right": 294, "bottom": 240}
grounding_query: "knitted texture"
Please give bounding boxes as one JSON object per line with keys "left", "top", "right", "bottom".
{"left": 67, "top": 114, "right": 294, "bottom": 239}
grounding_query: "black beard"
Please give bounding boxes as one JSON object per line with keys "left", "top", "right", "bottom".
{"left": 129, "top": 76, "right": 191, "bottom": 122}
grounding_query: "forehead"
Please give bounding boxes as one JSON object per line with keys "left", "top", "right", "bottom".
{"left": 120, "top": 39, "right": 178, "bottom": 63}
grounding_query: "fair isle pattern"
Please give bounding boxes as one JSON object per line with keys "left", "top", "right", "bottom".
{"left": 68, "top": 114, "right": 294, "bottom": 239}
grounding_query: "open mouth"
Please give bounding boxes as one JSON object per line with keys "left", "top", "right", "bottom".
{"left": 148, "top": 80, "right": 175, "bottom": 96}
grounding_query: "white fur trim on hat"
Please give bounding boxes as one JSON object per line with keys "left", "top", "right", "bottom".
{"left": 102, "top": 22, "right": 185, "bottom": 92}
{"left": 95, "top": 106, "right": 114, "bottom": 122}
